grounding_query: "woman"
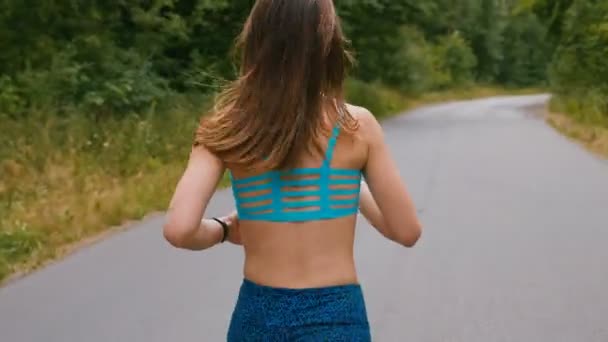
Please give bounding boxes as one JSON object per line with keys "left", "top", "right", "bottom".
{"left": 163, "top": 0, "right": 422, "bottom": 340}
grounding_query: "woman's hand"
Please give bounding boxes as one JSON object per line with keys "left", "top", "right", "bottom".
{"left": 221, "top": 210, "right": 242, "bottom": 245}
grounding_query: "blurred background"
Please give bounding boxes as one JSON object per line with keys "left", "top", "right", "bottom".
{"left": 0, "top": 0, "right": 606, "bottom": 284}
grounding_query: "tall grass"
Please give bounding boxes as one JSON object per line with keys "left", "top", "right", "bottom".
{"left": 549, "top": 92, "right": 608, "bottom": 129}
{"left": 547, "top": 93, "right": 608, "bottom": 158}
{"left": 0, "top": 97, "right": 212, "bottom": 281}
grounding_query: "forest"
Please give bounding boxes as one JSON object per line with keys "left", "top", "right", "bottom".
{"left": 0, "top": 0, "right": 606, "bottom": 281}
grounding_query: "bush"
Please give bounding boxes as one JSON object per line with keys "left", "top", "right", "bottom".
{"left": 432, "top": 32, "right": 478, "bottom": 89}
{"left": 0, "top": 46, "right": 171, "bottom": 117}
{"left": 0, "top": 224, "right": 44, "bottom": 280}
{"left": 499, "top": 12, "right": 550, "bottom": 86}
{"left": 377, "top": 28, "right": 477, "bottom": 93}
{"left": 382, "top": 27, "right": 436, "bottom": 94}
{"left": 0, "top": 1, "right": 246, "bottom": 117}
{"left": 549, "top": 0, "right": 608, "bottom": 126}
{"left": 345, "top": 79, "right": 409, "bottom": 118}
{"left": 0, "top": 76, "right": 25, "bottom": 117}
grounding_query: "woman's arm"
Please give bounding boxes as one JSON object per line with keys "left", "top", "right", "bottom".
{"left": 163, "top": 145, "right": 234, "bottom": 250}
{"left": 358, "top": 180, "right": 388, "bottom": 235}
{"left": 357, "top": 108, "right": 422, "bottom": 247}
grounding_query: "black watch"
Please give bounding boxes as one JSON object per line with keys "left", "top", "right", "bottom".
{"left": 211, "top": 217, "right": 230, "bottom": 243}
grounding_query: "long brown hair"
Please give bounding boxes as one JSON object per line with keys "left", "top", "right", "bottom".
{"left": 195, "top": 0, "right": 358, "bottom": 170}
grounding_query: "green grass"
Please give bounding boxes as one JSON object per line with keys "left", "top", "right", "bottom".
{"left": 0, "top": 84, "right": 542, "bottom": 284}
{"left": 547, "top": 112, "right": 608, "bottom": 159}
{"left": 0, "top": 227, "right": 43, "bottom": 280}
{"left": 0, "top": 98, "right": 209, "bottom": 283}
{"left": 544, "top": 93, "right": 608, "bottom": 159}
{"left": 549, "top": 93, "right": 608, "bottom": 129}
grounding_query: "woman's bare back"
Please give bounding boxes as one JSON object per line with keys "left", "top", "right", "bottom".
{"left": 231, "top": 105, "right": 369, "bottom": 288}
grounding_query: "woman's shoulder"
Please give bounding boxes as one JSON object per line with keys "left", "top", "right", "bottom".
{"left": 345, "top": 103, "right": 383, "bottom": 142}
{"left": 346, "top": 103, "right": 372, "bottom": 118}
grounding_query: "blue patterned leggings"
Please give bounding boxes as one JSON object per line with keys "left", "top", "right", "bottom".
{"left": 227, "top": 279, "right": 371, "bottom": 341}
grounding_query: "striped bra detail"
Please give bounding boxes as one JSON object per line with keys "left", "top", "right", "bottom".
{"left": 229, "top": 126, "right": 362, "bottom": 222}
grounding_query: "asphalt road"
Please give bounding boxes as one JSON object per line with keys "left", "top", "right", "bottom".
{"left": 1, "top": 95, "right": 607, "bottom": 342}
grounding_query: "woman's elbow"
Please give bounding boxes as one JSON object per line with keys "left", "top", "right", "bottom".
{"left": 394, "top": 222, "right": 422, "bottom": 248}
{"left": 163, "top": 222, "right": 192, "bottom": 249}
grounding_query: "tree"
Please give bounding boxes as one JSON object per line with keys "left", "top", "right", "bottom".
{"left": 499, "top": 12, "right": 549, "bottom": 86}
{"left": 549, "top": 0, "right": 608, "bottom": 124}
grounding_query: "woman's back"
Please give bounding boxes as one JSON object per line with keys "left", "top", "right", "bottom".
{"left": 230, "top": 105, "right": 369, "bottom": 288}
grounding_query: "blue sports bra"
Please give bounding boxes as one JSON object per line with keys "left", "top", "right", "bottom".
{"left": 229, "top": 126, "right": 362, "bottom": 222}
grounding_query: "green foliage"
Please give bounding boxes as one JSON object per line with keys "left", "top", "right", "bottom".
{"left": 337, "top": 1, "right": 433, "bottom": 83}
{"left": 518, "top": 0, "right": 576, "bottom": 44}
{"left": 549, "top": 0, "right": 608, "bottom": 126}
{"left": 0, "top": 223, "right": 44, "bottom": 280}
{"left": 0, "top": 76, "right": 25, "bottom": 116}
{"left": 0, "top": 259, "right": 8, "bottom": 282}
{"left": 469, "top": 0, "right": 508, "bottom": 81}
{"left": 345, "top": 79, "right": 409, "bottom": 118}
{"left": 382, "top": 27, "right": 436, "bottom": 93}
{"left": 432, "top": 33, "right": 478, "bottom": 89}
{"left": 0, "top": 0, "right": 580, "bottom": 116}
{"left": 499, "top": 12, "right": 550, "bottom": 86}
{"left": 0, "top": 226, "right": 43, "bottom": 264}
{"left": 0, "top": 0, "right": 250, "bottom": 116}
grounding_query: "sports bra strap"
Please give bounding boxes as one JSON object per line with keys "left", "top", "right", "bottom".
{"left": 323, "top": 125, "right": 340, "bottom": 167}
{"left": 229, "top": 121, "right": 361, "bottom": 223}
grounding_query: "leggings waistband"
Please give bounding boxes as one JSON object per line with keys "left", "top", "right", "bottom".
{"left": 240, "top": 278, "right": 362, "bottom": 296}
